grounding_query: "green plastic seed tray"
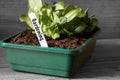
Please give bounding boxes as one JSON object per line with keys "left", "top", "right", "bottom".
{"left": 0, "top": 28, "right": 100, "bottom": 77}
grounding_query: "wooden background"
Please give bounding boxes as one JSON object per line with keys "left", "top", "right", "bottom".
{"left": 0, "top": 0, "right": 120, "bottom": 39}
{"left": 0, "top": 0, "right": 120, "bottom": 80}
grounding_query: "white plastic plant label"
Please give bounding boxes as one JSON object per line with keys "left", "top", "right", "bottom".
{"left": 29, "top": 13, "right": 48, "bottom": 47}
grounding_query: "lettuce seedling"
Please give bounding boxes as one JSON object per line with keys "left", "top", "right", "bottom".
{"left": 19, "top": 0, "right": 98, "bottom": 39}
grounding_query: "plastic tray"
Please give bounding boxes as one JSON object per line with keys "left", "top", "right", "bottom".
{"left": 0, "top": 28, "right": 100, "bottom": 77}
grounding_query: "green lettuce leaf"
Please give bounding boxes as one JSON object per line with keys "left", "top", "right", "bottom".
{"left": 65, "top": 8, "right": 81, "bottom": 22}
{"left": 19, "top": 0, "right": 99, "bottom": 39}
{"left": 54, "top": 1, "right": 65, "bottom": 10}
{"left": 19, "top": 14, "right": 34, "bottom": 30}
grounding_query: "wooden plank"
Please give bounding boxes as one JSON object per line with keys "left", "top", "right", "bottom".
{"left": 93, "top": 39, "right": 120, "bottom": 57}
{"left": 0, "top": 68, "right": 57, "bottom": 80}
{"left": 0, "top": 0, "right": 120, "bottom": 39}
{"left": 73, "top": 39, "right": 120, "bottom": 79}
{"left": 0, "top": 47, "right": 8, "bottom": 68}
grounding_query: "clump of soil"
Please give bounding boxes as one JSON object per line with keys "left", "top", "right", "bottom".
{"left": 10, "top": 29, "right": 94, "bottom": 49}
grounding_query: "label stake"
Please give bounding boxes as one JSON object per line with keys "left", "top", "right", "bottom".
{"left": 29, "top": 13, "right": 48, "bottom": 47}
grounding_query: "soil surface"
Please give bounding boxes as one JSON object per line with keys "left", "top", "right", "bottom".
{"left": 10, "top": 29, "right": 97, "bottom": 49}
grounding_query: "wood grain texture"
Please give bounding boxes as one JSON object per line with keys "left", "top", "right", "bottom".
{"left": 0, "top": 0, "right": 120, "bottom": 79}
{"left": 0, "top": 0, "right": 120, "bottom": 39}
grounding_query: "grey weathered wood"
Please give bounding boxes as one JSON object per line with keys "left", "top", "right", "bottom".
{"left": 0, "top": 68, "right": 58, "bottom": 80}
{"left": 0, "top": 0, "right": 120, "bottom": 39}
{"left": 0, "top": 0, "right": 120, "bottom": 79}
{"left": 0, "top": 20, "right": 27, "bottom": 40}
{"left": 73, "top": 39, "right": 120, "bottom": 79}
{"left": 0, "top": 47, "right": 9, "bottom": 68}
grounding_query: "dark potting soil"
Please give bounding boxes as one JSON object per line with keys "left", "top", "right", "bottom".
{"left": 10, "top": 28, "right": 98, "bottom": 49}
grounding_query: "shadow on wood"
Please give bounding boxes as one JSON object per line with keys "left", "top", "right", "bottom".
{"left": 72, "top": 39, "right": 120, "bottom": 78}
